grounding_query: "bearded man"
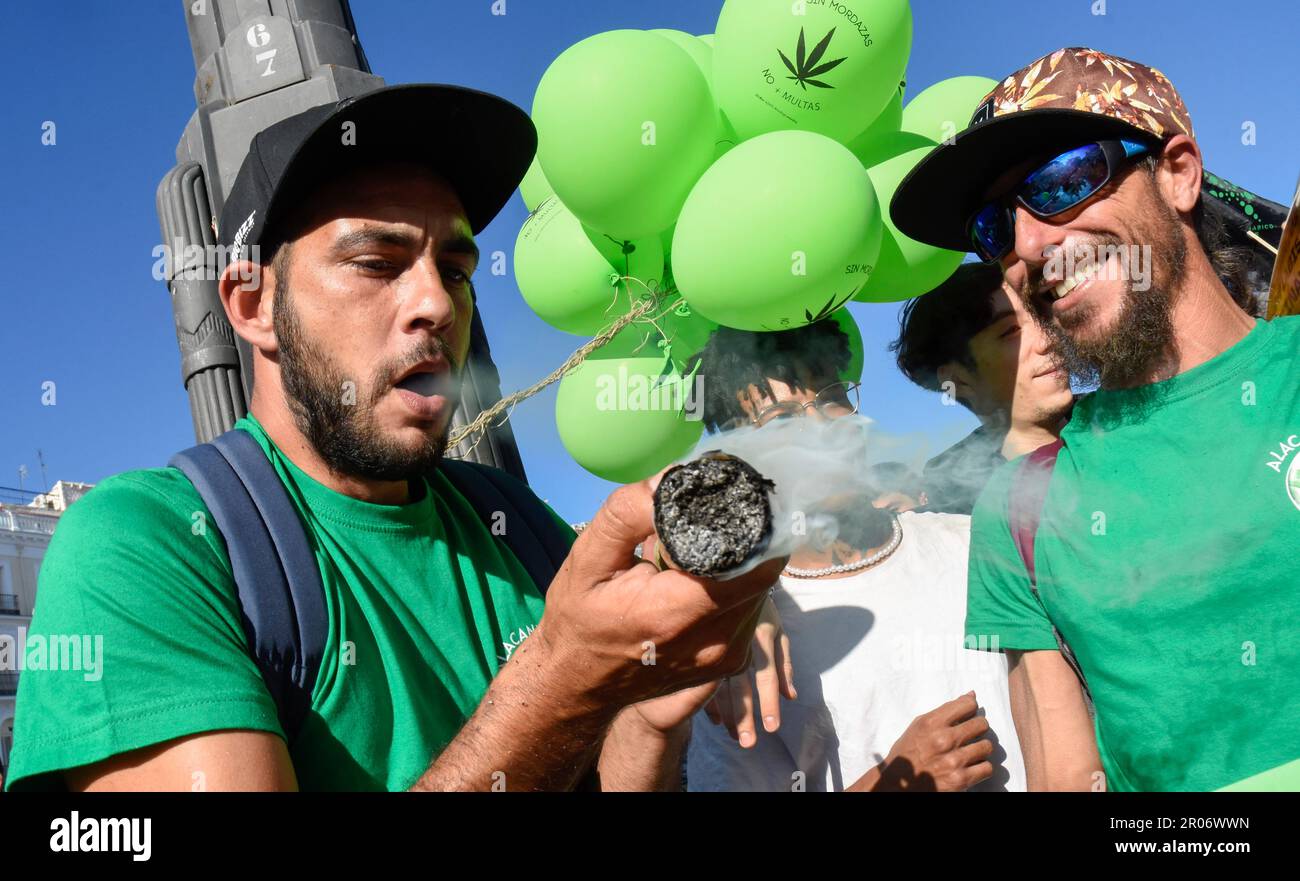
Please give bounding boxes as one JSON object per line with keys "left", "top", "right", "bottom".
{"left": 890, "top": 48, "right": 1297, "bottom": 791}
{"left": 4, "top": 85, "right": 783, "bottom": 791}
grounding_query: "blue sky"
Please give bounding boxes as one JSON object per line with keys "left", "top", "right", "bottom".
{"left": 1, "top": 0, "right": 1296, "bottom": 522}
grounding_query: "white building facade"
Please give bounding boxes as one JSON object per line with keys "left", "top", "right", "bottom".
{"left": 0, "top": 481, "right": 91, "bottom": 778}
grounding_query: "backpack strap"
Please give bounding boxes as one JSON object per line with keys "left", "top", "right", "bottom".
{"left": 438, "top": 459, "right": 575, "bottom": 598}
{"left": 1006, "top": 439, "right": 1093, "bottom": 703}
{"left": 168, "top": 429, "right": 327, "bottom": 745}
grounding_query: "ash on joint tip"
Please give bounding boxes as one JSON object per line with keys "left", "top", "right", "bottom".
{"left": 652, "top": 452, "right": 775, "bottom": 578}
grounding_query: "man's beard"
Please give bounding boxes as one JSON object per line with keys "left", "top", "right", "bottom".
{"left": 274, "top": 283, "right": 457, "bottom": 483}
{"left": 1028, "top": 194, "right": 1188, "bottom": 390}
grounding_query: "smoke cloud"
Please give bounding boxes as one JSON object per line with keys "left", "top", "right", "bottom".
{"left": 678, "top": 414, "right": 929, "bottom": 577}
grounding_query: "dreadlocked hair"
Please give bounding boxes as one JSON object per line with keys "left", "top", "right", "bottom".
{"left": 688, "top": 319, "right": 851, "bottom": 433}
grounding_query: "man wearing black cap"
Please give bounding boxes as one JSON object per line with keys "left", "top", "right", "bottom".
{"left": 892, "top": 263, "right": 1074, "bottom": 514}
{"left": 891, "top": 48, "right": 1299, "bottom": 791}
{"left": 4, "top": 85, "right": 783, "bottom": 791}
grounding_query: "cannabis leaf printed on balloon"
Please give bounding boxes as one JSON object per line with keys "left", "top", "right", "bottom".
{"left": 805, "top": 291, "right": 854, "bottom": 325}
{"left": 758, "top": 291, "right": 855, "bottom": 331}
{"left": 524, "top": 195, "right": 555, "bottom": 226}
{"left": 778, "top": 27, "right": 847, "bottom": 91}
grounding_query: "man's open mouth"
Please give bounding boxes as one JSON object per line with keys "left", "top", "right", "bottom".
{"left": 392, "top": 360, "right": 453, "bottom": 398}
{"left": 395, "top": 372, "right": 444, "bottom": 397}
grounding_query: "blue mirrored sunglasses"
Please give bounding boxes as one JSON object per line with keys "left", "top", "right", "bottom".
{"left": 968, "top": 139, "right": 1153, "bottom": 263}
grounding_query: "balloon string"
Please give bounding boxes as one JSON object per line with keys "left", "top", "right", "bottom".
{"left": 598, "top": 241, "right": 640, "bottom": 327}
{"left": 448, "top": 277, "right": 682, "bottom": 456}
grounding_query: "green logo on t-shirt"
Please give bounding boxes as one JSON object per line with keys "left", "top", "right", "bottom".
{"left": 1287, "top": 454, "right": 1300, "bottom": 512}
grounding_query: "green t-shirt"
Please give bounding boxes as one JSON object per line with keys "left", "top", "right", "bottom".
{"left": 966, "top": 316, "right": 1300, "bottom": 792}
{"left": 5, "top": 415, "right": 573, "bottom": 791}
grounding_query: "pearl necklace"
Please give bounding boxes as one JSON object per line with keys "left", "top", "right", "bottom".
{"left": 782, "top": 516, "right": 903, "bottom": 579}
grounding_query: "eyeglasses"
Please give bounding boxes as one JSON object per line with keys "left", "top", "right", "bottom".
{"left": 968, "top": 139, "right": 1153, "bottom": 263}
{"left": 724, "top": 381, "right": 861, "bottom": 431}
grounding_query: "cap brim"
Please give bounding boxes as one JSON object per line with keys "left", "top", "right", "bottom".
{"left": 268, "top": 84, "right": 536, "bottom": 239}
{"left": 889, "top": 109, "right": 1157, "bottom": 252}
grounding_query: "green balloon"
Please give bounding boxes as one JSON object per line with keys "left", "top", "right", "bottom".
{"left": 650, "top": 29, "right": 736, "bottom": 160}
{"left": 853, "top": 128, "right": 935, "bottom": 173}
{"left": 712, "top": 0, "right": 912, "bottom": 145}
{"left": 650, "top": 29, "right": 712, "bottom": 79}
{"left": 659, "top": 299, "right": 719, "bottom": 363}
{"left": 660, "top": 223, "right": 676, "bottom": 261}
{"left": 829, "top": 307, "right": 864, "bottom": 383}
{"left": 555, "top": 325, "right": 704, "bottom": 484}
{"left": 698, "top": 33, "right": 714, "bottom": 47}
{"left": 901, "top": 75, "right": 999, "bottom": 144}
{"left": 854, "top": 139, "right": 965, "bottom": 303}
{"left": 515, "top": 198, "right": 665, "bottom": 336}
{"left": 673, "top": 130, "right": 882, "bottom": 331}
{"left": 519, "top": 155, "right": 553, "bottom": 213}
{"left": 715, "top": 110, "right": 740, "bottom": 160}
{"left": 533, "top": 30, "right": 719, "bottom": 240}
{"left": 846, "top": 86, "right": 903, "bottom": 168}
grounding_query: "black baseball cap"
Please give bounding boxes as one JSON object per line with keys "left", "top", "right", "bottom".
{"left": 218, "top": 84, "right": 536, "bottom": 260}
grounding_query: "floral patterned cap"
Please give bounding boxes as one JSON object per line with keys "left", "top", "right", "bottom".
{"left": 969, "top": 47, "right": 1193, "bottom": 141}
{"left": 892, "top": 46, "right": 1286, "bottom": 265}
